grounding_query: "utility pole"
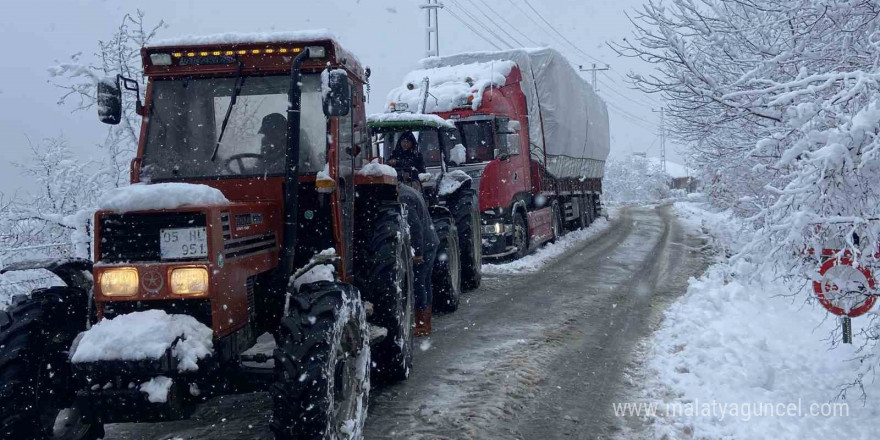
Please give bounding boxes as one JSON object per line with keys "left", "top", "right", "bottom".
{"left": 578, "top": 63, "right": 610, "bottom": 92}
{"left": 420, "top": 0, "right": 443, "bottom": 58}
{"left": 652, "top": 107, "right": 667, "bottom": 174}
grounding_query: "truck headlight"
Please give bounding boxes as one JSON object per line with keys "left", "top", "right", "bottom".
{"left": 170, "top": 267, "right": 209, "bottom": 295}
{"left": 100, "top": 268, "right": 139, "bottom": 297}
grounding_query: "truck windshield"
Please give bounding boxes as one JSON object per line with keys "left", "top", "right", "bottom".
{"left": 141, "top": 74, "right": 326, "bottom": 181}
{"left": 457, "top": 120, "right": 494, "bottom": 163}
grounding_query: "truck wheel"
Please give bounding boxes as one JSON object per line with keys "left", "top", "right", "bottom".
{"left": 0, "top": 288, "right": 104, "bottom": 440}
{"left": 271, "top": 281, "right": 370, "bottom": 440}
{"left": 550, "top": 202, "right": 563, "bottom": 243}
{"left": 584, "top": 195, "right": 595, "bottom": 226}
{"left": 451, "top": 189, "right": 482, "bottom": 290}
{"left": 512, "top": 212, "right": 529, "bottom": 260}
{"left": 432, "top": 215, "right": 461, "bottom": 313}
{"left": 358, "top": 203, "right": 414, "bottom": 382}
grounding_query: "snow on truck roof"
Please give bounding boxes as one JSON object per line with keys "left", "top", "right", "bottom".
{"left": 151, "top": 29, "right": 338, "bottom": 47}
{"left": 385, "top": 60, "right": 516, "bottom": 114}
{"left": 367, "top": 112, "right": 455, "bottom": 129}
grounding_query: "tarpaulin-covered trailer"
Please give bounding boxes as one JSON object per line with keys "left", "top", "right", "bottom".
{"left": 416, "top": 47, "right": 610, "bottom": 179}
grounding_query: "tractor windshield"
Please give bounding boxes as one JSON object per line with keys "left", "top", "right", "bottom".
{"left": 378, "top": 128, "right": 462, "bottom": 168}
{"left": 141, "top": 74, "right": 327, "bottom": 181}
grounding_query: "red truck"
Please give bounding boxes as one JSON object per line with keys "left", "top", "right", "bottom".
{"left": 385, "top": 48, "right": 610, "bottom": 259}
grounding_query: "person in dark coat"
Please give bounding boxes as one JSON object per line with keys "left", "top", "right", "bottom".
{"left": 398, "top": 182, "right": 439, "bottom": 336}
{"left": 388, "top": 131, "right": 426, "bottom": 183}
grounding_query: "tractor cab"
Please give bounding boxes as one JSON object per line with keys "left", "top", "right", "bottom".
{"left": 367, "top": 113, "right": 465, "bottom": 200}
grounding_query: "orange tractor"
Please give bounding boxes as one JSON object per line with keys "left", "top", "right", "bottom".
{"left": 0, "top": 32, "right": 413, "bottom": 439}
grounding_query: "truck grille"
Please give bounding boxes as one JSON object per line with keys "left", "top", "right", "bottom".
{"left": 102, "top": 299, "right": 212, "bottom": 328}
{"left": 99, "top": 212, "right": 207, "bottom": 263}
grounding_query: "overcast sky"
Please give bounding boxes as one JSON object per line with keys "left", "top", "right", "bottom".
{"left": 0, "top": 0, "right": 680, "bottom": 194}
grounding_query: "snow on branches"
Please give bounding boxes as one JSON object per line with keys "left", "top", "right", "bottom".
{"left": 618, "top": 0, "right": 880, "bottom": 395}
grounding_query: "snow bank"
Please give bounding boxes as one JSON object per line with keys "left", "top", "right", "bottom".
{"left": 367, "top": 112, "right": 455, "bottom": 128}
{"left": 71, "top": 310, "right": 213, "bottom": 372}
{"left": 483, "top": 212, "right": 614, "bottom": 275}
{"left": 385, "top": 60, "right": 515, "bottom": 114}
{"left": 153, "top": 29, "right": 336, "bottom": 47}
{"left": 637, "top": 201, "right": 880, "bottom": 439}
{"left": 358, "top": 158, "right": 397, "bottom": 178}
{"left": 99, "top": 183, "right": 228, "bottom": 213}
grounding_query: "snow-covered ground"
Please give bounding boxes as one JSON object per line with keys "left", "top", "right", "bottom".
{"left": 630, "top": 200, "right": 880, "bottom": 439}
{"left": 482, "top": 208, "right": 616, "bottom": 275}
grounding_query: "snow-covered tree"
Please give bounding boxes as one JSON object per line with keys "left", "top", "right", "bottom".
{"left": 604, "top": 154, "right": 670, "bottom": 202}
{"left": 48, "top": 10, "right": 163, "bottom": 186}
{"left": 618, "top": 0, "right": 880, "bottom": 395}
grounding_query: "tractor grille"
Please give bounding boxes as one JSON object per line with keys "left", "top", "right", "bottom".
{"left": 102, "top": 299, "right": 212, "bottom": 328}
{"left": 99, "top": 212, "right": 207, "bottom": 263}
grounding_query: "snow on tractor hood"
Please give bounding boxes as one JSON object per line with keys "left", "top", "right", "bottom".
{"left": 385, "top": 60, "right": 516, "bottom": 114}
{"left": 99, "top": 182, "right": 230, "bottom": 213}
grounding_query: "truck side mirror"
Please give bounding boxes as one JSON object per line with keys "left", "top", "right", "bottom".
{"left": 323, "top": 70, "right": 351, "bottom": 117}
{"left": 97, "top": 78, "right": 122, "bottom": 125}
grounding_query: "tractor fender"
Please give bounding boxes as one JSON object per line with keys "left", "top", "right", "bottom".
{"left": 1, "top": 258, "right": 93, "bottom": 291}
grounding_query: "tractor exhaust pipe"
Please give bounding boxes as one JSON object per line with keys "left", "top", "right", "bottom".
{"left": 279, "top": 48, "right": 311, "bottom": 281}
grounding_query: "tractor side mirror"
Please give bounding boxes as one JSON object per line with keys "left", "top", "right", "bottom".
{"left": 97, "top": 78, "right": 122, "bottom": 125}
{"left": 322, "top": 70, "right": 351, "bottom": 117}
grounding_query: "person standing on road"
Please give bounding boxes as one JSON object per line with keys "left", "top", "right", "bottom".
{"left": 398, "top": 182, "right": 439, "bottom": 336}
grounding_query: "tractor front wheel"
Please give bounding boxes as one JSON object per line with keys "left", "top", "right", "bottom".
{"left": 0, "top": 288, "right": 103, "bottom": 440}
{"left": 451, "top": 189, "right": 482, "bottom": 291}
{"left": 271, "top": 281, "right": 370, "bottom": 440}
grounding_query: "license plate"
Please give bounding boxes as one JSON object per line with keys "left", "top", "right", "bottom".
{"left": 160, "top": 227, "right": 208, "bottom": 259}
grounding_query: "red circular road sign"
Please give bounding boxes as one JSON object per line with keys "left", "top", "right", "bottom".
{"left": 812, "top": 257, "right": 877, "bottom": 317}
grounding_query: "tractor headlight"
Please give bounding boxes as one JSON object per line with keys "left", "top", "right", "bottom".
{"left": 482, "top": 223, "right": 504, "bottom": 235}
{"left": 170, "top": 267, "right": 209, "bottom": 295}
{"left": 100, "top": 268, "right": 139, "bottom": 297}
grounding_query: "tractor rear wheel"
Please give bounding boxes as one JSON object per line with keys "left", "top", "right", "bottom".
{"left": 0, "top": 288, "right": 103, "bottom": 440}
{"left": 271, "top": 281, "right": 370, "bottom": 440}
{"left": 450, "top": 189, "right": 482, "bottom": 290}
{"left": 432, "top": 215, "right": 461, "bottom": 313}
{"left": 358, "top": 202, "right": 414, "bottom": 382}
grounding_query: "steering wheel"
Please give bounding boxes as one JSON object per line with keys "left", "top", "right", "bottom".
{"left": 224, "top": 153, "right": 264, "bottom": 175}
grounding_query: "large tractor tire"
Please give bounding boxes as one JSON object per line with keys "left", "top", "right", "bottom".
{"left": 450, "top": 189, "right": 482, "bottom": 291}
{"left": 432, "top": 215, "right": 462, "bottom": 313}
{"left": 0, "top": 288, "right": 103, "bottom": 440}
{"left": 271, "top": 281, "right": 370, "bottom": 440}
{"left": 357, "top": 202, "right": 414, "bottom": 382}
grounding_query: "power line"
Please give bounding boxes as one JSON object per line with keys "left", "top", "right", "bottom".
{"left": 464, "top": 0, "right": 526, "bottom": 47}
{"left": 443, "top": 6, "right": 504, "bottom": 50}
{"left": 599, "top": 71, "right": 661, "bottom": 106}
{"left": 475, "top": 0, "right": 541, "bottom": 46}
{"left": 520, "top": 0, "right": 607, "bottom": 65}
{"left": 605, "top": 101, "right": 660, "bottom": 129}
{"left": 448, "top": 0, "right": 513, "bottom": 49}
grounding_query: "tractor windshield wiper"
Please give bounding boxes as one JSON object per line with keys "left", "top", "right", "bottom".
{"left": 211, "top": 62, "right": 246, "bottom": 162}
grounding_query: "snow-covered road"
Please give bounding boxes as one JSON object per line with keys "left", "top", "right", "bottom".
{"left": 103, "top": 204, "right": 709, "bottom": 439}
